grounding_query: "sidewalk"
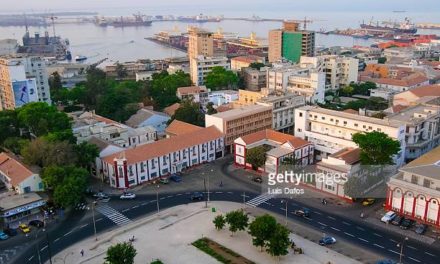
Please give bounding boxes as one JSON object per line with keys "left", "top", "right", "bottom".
{"left": 49, "top": 202, "right": 363, "bottom": 264}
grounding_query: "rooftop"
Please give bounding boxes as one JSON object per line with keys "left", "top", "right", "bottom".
{"left": 386, "top": 104, "right": 440, "bottom": 124}
{"left": 231, "top": 55, "right": 264, "bottom": 64}
{"left": 330, "top": 148, "right": 361, "bottom": 165}
{"left": 166, "top": 120, "right": 203, "bottom": 137}
{"left": 177, "top": 86, "right": 208, "bottom": 95}
{"left": 238, "top": 129, "right": 310, "bottom": 148}
{"left": 0, "top": 152, "right": 38, "bottom": 186}
{"left": 163, "top": 103, "right": 181, "bottom": 117}
{"left": 400, "top": 146, "right": 440, "bottom": 180}
{"left": 208, "top": 104, "right": 272, "bottom": 121}
{"left": 0, "top": 192, "right": 44, "bottom": 211}
{"left": 125, "top": 108, "right": 169, "bottom": 128}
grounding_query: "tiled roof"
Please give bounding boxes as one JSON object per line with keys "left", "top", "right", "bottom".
{"left": 166, "top": 120, "right": 203, "bottom": 136}
{"left": 177, "top": 86, "right": 207, "bottom": 95}
{"left": 400, "top": 145, "right": 440, "bottom": 180}
{"left": 125, "top": 108, "right": 169, "bottom": 128}
{"left": 231, "top": 55, "right": 263, "bottom": 64}
{"left": 343, "top": 109, "right": 358, "bottom": 115}
{"left": 407, "top": 84, "right": 440, "bottom": 97}
{"left": 0, "top": 152, "right": 36, "bottom": 186}
{"left": 240, "top": 129, "right": 310, "bottom": 148}
{"left": 163, "top": 103, "right": 181, "bottom": 116}
{"left": 103, "top": 126, "right": 224, "bottom": 165}
{"left": 330, "top": 148, "right": 361, "bottom": 165}
{"left": 360, "top": 73, "right": 428, "bottom": 87}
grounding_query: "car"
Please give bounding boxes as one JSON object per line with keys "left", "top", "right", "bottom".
{"left": 75, "top": 202, "right": 88, "bottom": 210}
{"left": 400, "top": 219, "right": 415, "bottom": 230}
{"left": 376, "top": 260, "right": 397, "bottom": 264}
{"left": 29, "top": 220, "right": 44, "bottom": 228}
{"left": 293, "top": 208, "right": 311, "bottom": 218}
{"left": 319, "top": 236, "right": 336, "bottom": 246}
{"left": 170, "top": 175, "right": 182, "bottom": 182}
{"left": 381, "top": 211, "right": 397, "bottom": 223}
{"left": 3, "top": 229, "right": 17, "bottom": 237}
{"left": 0, "top": 232, "right": 9, "bottom": 240}
{"left": 159, "top": 178, "right": 169, "bottom": 184}
{"left": 252, "top": 177, "right": 263, "bottom": 183}
{"left": 191, "top": 192, "right": 204, "bottom": 201}
{"left": 18, "top": 224, "right": 30, "bottom": 234}
{"left": 120, "top": 192, "right": 136, "bottom": 200}
{"left": 391, "top": 215, "right": 404, "bottom": 226}
{"left": 96, "top": 196, "right": 110, "bottom": 203}
{"left": 93, "top": 192, "right": 108, "bottom": 198}
{"left": 362, "top": 198, "right": 375, "bottom": 206}
{"left": 415, "top": 224, "right": 428, "bottom": 235}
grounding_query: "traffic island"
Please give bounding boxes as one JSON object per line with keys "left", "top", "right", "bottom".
{"left": 192, "top": 237, "right": 256, "bottom": 264}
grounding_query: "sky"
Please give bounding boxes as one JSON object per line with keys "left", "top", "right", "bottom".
{"left": 1, "top": 0, "right": 438, "bottom": 13}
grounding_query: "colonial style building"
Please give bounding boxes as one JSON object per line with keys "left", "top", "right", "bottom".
{"left": 101, "top": 125, "right": 224, "bottom": 189}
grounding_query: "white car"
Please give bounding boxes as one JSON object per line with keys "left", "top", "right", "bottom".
{"left": 120, "top": 192, "right": 136, "bottom": 200}
{"left": 381, "top": 211, "right": 397, "bottom": 223}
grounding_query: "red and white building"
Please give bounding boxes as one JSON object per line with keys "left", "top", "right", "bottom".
{"left": 234, "top": 129, "right": 313, "bottom": 174}
{"left": 101, "top": 124, "right": 224, "bottom": 189}
{"left": 386, "top": 146, "right": 440, "bottom": 227}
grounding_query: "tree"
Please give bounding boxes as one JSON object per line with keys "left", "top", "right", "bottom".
{"left": 0, "top": 110, "right": 20, "bottom": 145}
{"left": 21, "top": 138, "right": 76, "bottom": 167}
{"left": 2, "top": 137, "right": 29, "bottom": 155}
{"left": 74, "top": 142, "right": 99, "bottom": 169}
{"left": 249, "top": 62, "right": 265, "bottom": 70}
{"left": 205, "top": 67, "right": 239, "bottom": 91}
{"left": 352, "top": 131, "right": 400, "bottom": 165}
{"left": 378, "top": 57, "right": 387, "bottom": 64}
{"left": 206, "top": 102, "right": 217, "bottom": 115}
{"left": 248, "top": 214, "right": 277, "bottom": 251}
{"left": 213, "top": 215, "right": 226, "bottom": 230}
{"left": 246, "top": 146, "right": 267, "bottom": 170}
{"left": 49, "top": 71, "right": 63, "bottom": 103}
{"left": 266, "top": 223, "right": 290, "bottom": 259}
{"left": 115, "top": 63, "right": 128, "bottom": 79}
{"left": 225, "top": 210, "right": 249, "bottom": 236}
{"left": 169, "top": 100, "right": 204, "bottom": 127}
{"left": 105, "top": 242, "right": 137, "bottom": 264}
{"left": 151, "top": 70, "right": 192, "bottom": 108}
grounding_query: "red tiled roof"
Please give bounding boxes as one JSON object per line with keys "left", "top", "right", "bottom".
{"left": 0, "top": 152, "right": 36, "bottom": 186}
{"left": 103, "top": 126, "right": 224, "bottom": 165}
{"left": 407, "top": 84, "right": 440, "bottom": 97}
{"left": 166, "top": 120, "right": 203, "bottom": 137}
{"left": 239, "top": 129, "right": 310, "bottom": 148}
{"left": 330, "top": 148, "right": 361, "bottom": 165}
{"left": 231, "top": 55, "right": 264, "bottom": 64}
{"left": 360, "top": 73, "right": 428, "bottom": 87}
{"left": 177, "top": 86, "right": 207, "bottom": 95}
{"left": 343, "top": 109, "right": 358, "bottom": 115}
{"left": 391, "top": 104, "right": 409, "bottom": 113}
{"left": 163, "top": 103, "right": 181, "bottom": 116}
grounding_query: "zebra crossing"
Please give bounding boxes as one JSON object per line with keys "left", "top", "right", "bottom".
{"left": 246, "top": 193, "right": 276, "bottom": 207}
{"left": 96, "top": 204, "right": 132, "bottom": 226}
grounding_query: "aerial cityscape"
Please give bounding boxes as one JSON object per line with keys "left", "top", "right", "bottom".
{"left": 0, "top": 0, "right": 440, "bottom": 264}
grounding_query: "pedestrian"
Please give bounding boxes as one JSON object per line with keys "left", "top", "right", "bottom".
{"left": 219, "top": 181, "right": 223, "bottom": 187}
{"left": 80, "top": 249, "right": 84, "bottom": 257}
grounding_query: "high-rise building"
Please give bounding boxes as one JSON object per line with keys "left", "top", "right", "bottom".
{"left": 190, "top": 56, "right": 230, "bottom": 86}
{"left": 268, "top": 21, "right": 315, "bottom": 63}
{"left": 187, "top": 27, "right": 214, "bottom": 60}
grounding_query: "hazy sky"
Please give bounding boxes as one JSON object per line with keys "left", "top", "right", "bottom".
{"left": 1, "top": 0, "right": 438, "bottom": 13}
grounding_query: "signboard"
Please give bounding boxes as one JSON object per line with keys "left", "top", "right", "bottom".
{"left": 12, "top": 79, "right": 38, "bottom": 108}
{"left": 2, "top": 200, "right": 46, "bottom": 217}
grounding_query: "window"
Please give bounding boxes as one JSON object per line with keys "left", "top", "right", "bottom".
{"left": 299, "top": 112, "right": 303, "bottom": 117}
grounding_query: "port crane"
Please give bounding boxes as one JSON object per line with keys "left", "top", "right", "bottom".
{"left": 284, "top": 17, "right": 321, "bottom": 30}
{"left": 44, "top": 14, "right": 58, "bottom": 37}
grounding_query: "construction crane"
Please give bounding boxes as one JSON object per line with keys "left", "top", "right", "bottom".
{"left": 44, "top": 14, "right": 58, "bottom": 37}
{"left": 283, "top": 17, "right": 316, "bottom": 30}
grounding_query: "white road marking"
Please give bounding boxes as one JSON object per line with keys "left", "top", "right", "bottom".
{"left": 358, "top": 238, "right": 369, "bottom": 243}
{"left": 141, "top": 202, "right": 148, "bottom": 206}
{"left": 407, "top": 245, "right": 417, "bottom": 250}
{"left": 425, "top": 252, "right": 436, "bottom": 257}
{"left": 327, "top": 216, "right": 336, "bottom": 220}
{"left": 80, "top": 224, "right": 88, "bottom": 229}
{"left": 28, "top": 256, "right": 34, "bottom": 261}
{"left": 166, "top": 195, "right": 172, "bottom": 198}
{"left": 373, "top": 233, "right": 382, "bottom": 237}
{"left": 344, "top": 232, "right": 355, "bottom": 237}
{"left": 132, "top": 205, "right": 139, "bottom": 209}
{"left": 388, "top": 249, "right": 401, "bottom": 255}
{"left": 176, "top": 193, "right": 182, "bottom": 196}
{"left": 373, "top": 244, "right": 384, "bottom": 249}
{"left": 160, "top": 197, "right": 165, "bottom": 200}
{"left": 342, "top": 221, "right": 351, "bottom": 226}
{"left": 317, "top": 222, "right": 328, "bottom": 227}
{"left": 96, "top": 218, "right": 103, "bottom": 222}
{"left": 408, "top": 257, "right": 421, "bottom": 263}
{"left": 356, "top": 226, "right": 365, "bottom": 231}
{"left": 227, "top": 192, "right": 233, "bottom": 194}
{"left": 389, "top": 239, "right": 397, "bottom": 243}
{"left": 330, "top": 227, "right": 340, "bottom": 231}
{"left": 63, "top": 231, "right": 73, "bottom": 237}
{"left": 122, "top": 208, "right": 130, "bottom": 212}
{"left": 313, "top": 211, "right": 322, "bottom": 215}
{"left": 280, "top": 207, "right": 286, "bottom": 211}
{"left": 40, "top": 245, "right": 48, "bottom": 252}
{"left": 54, "top": 238, "right": 60, "bottom": 243}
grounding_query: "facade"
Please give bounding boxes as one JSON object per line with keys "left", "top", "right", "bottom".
{"left": 101, "top": 126, "right": 225, "bottom": 189}
{"left": 190, "top": 56, "right": 230, "bottom": 86}
{"left": 125, "top": 108, "right": 170, "bottom": 135}
{"left": 268, "top": 21, "right": 315, "bottom": 63}
{"left": 294, "top": 105, "right": 406, "bottom": 166}
{"left": 230, "top": 55, "right": 265, "bottom": 71}
{"left": 105, "top": 60, "right": 156, "bottom": 80}
{"left": 0, "top": 39, "right": 18, "bottom": 56}
{"left": 0, "top": 152, "right": 43, "bottom": 194}
{"left": 234, "top": 129, "right": 313, "bottom": 174}
{"left": 208, "top": 90, "right": 239, "bottom": 106}
{"left": 386, "top": 146, "right": 440, "bottom": 227}
{"left": 0, "top": 193, "right": 46, "bottom": 229}
{"left": 176, "top": 86, "right": 210, "bottom": 106}
{"left": 187, "top": 27, "right": 214, "bottom": 60}
{"left": 242, "top": 67, "right": 267, "bottom": 91}
{"left": 205, "top": 104, "right": 273, "bottom": 148}
{"left": 88, "top": 137, "right": 125, "bottom": 181}
{"left": 233, "top": 89, "right": 264, "bottom": 107}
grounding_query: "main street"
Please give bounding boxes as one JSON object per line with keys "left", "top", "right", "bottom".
{"left": 5, "top": 158, "right": 440, "bottom": 264}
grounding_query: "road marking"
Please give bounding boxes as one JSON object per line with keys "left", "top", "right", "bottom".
{"left": 167, "top": 195, "right": 173, "bottom": 198}
{"left": 344, "top": 232, "right": 355, "bottom": 237}
{"left": 63, "top": 231, "right": 73, "bottom": 237}
{"left": 327, "top": 216, "right": 336, "bottom": 220}
{"left": 132, "top": 205, "right": 139, "bottom": 209}
{"left": 246, "top": 193, "right": 276, "bottom": 207}
{"left": 408, "top": 257, "right": 421, "bottom": 263}
{"left": 373, "top": 243, "right": 384, "bottom": 249}
{"left": 40, "top": 245, "right": 48, "bottom": 252}
{"left": 54, "top": 238, "right": 60, "bottom": 243}
{"left": 176, "top": 193, "right": 182, "bottom": 196}
{"left": 358, "top": 237, "right": 369, "bottom": 243}
{"left": 342, "top": 221, "right": 351, "bottom": 226}
{"left": 227, "top": 192, "right": 233, "bottom": 194}
{"left": 280, "top": 207, "right": 286, "bottom": 211}
{"left": 389, "top": 239, "right": 397, "bottom": 243}
{"left": 28, "top": 256, "right": 34, "bottom": 261}
{"left": 356, "top": 226, "right": 366, "bottom": 231}
{"left": 407, "top": 245, "right": 417, "bottom": 250}
{"left": 373, "top": 233, "right": 382, "bottom": 237}
{"left": 313, "top": 211, "right": 322, "bottom": 215}
{"left": 317, "top": 222, "right": 328, "bottom": 227}
{"left": 79, "top": 224, "right": 88, "bottom": 229}
{"left": 388, "top": 249, "right": 401, "bottom": 255}
{"left": 216, "top": 192, "right": 223, "bottom": 194}
{"left": 330, "top": 227, "right": 340, "bottom": 231}
{"left": 96, "top": 218, "right": 103, "bottom": 222}
{"left": 141, "top": 202, "right": 148, "bottom": 206}
{"left": 425, "top": 252, "right": 436, "bottom": 257}
{"left": 160, "top": 197, "right": 165, "bottom": 200}
{"left": 122, "top": 208, "right": 130, "bottom": 212}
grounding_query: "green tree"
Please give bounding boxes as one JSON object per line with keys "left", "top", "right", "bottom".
{"left": 225, "top": 210, "right": 249, "bottom": 236}
{"left": 169, "top": 100, "right": 204, "bottom": 127}
{"left": 206, "top": 102, "right": 217, "bottom": 115}
{"left": 213, "top": 215, "right": 226, "bottom": 231}
{"left": 74, "top": 142, "right": 99, "bottom": 169}
{"left": 115, "top": 63, "right": 128, "bottom": 79}
{"left": 105, "top": 242, "right": 137, "bottom": 264}
{"left": 352, "top": 131, "right": 400, "bottom": 165}
{"left": 205, "top": 67, "right": 239, "bottom": 91}
{"left": 248, "top": 62, "right": 265, "bottom": 70}
{"left": 378, "top": 57, "right": 387, "bottom": 64}
{"left": 151, "top": 70, "right": 192, "bottom": 108}
{"left": 248, "top": 214, "right": 277, "bottom": 251}
{"left": 0, "top": 110, "right": 20, "bottom": 144}
{"left": 82, "top": 66, "right": 108, "bottom": 110}
{"left": 343, "top": 99, "right": 367, "bottom": 111}
{"left": 21, "top": 138, "right": 76, "bottom": 167}
{"left": 367, "top": 96, "right": 388, "bottom": 111}
{"left": 266, "top": 223, "right": 290, "bottom": 259}
{"left": 2, "top": 137, "right": 30, "bottom": 155}
{"left": 49, "top": 71, "right": 63, "bottom": 103}
{"left": 340, "top": 85, "right": 354, "bottom": 96}
{"left": 246, "top": 146, "right": 267, "bottom": 170}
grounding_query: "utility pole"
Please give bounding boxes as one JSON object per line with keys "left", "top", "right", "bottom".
{"left": 92, "top": 201, "right": 97, "bottom": 241}
{"left": 208, "top": 169, "right": 213, "bottom": 203}
{"left": 204, "top": 177, "right": 208, "bottom": 208}
{"left": 243, "top": 191, "right": 246, "bottom": 205}
{"left": 156, "top": 185, "right": 160, "bottom": 213}
{"left": 281, "top": 200, "right": 288, "bottom": 226}
{"left": 46, "top": 232, "right": 53, "bottom": 264}
{"left": 397, "top": 237, "right": 409, "bottom": 264}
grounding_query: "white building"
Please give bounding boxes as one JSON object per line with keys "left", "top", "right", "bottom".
{"left": 21, "top": 57, "right": 51, "bottom": 104}
{"left": 294, "top": 105, "right": 406, "bottom": 166}
{"left": 87, "top": 137, "right": 125, "bottom": 181}
{"left": 125, "top": 108, "right": 171, "bottom": 135}
{"left": 190, "top": 56, "right": 230, "bottom": 86}
{"left": 208, "top": 90, "right": 239, "bottom": 106}
{"left": 176, "top": 86, "right": 210, "bottom": 106}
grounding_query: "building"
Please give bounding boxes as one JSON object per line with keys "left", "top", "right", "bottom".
{"left": 187, "top": 27, "right": 214, "bottom": 60}
{"left": 234, "top": 129, "right": 313, "bottom": 174}
{"left": 88, "top": 137, "right": 125, "bottom": 181}
{"left": 385, "top": 146, "right": 440, "bottom": 227}
{"left": 208, "top": 90, "right": 239, "bottom": 106}
{"left": 233, "top": 89, "right": 264, "bottom": 107}
{"left": 0, "top": 192, "right": 46, "bottom": 229}
{"left": 268, "top": 21, "right": 315, "bottom": 63}
{"left": 125, "top": 108, "right": 171, "bottom": 135}
{"left": 230, "top": 55, "right": 265, "bottom": 71}
{"left": 105, "top": 60, "right": 156, "bottom": 80}
{"left": 0, "top": 39, "right": 18, "bottom": 56}
{"left": 392, "top": 84, "right": 440, "bottom": 106}
{"left": 176, "top": 86, "right": 210, "bottom": 106}
{"left": 242, "top": 67, "right": 267, "bottom": 91}
{"left": 294, "top": 105, "right": 406, "bottom": 166}
{"left": 0, "top": 152, "right": 43, "bottom": 194}
{"left": 165, "top": 120, "right": 203, "bottom": 138}
{"left": 163, "top": 102, "right": 181, "bottom": 117}
{"left": 135, "top": 71, "right": 154, "bottom": 82}
{"left": 20, "top": 56, "right": 51, "bottom": 105}
{"left": 205, "top": 104, "right": 273, "bottom": 149}
{"left": 101, "top": 125, "right": 224, "bottom": 189}
{"left": 190, "top": 56, "right": 230, "bottom": 86}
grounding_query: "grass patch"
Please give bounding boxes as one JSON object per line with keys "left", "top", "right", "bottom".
{"left": 150, "top": 260, "right": 163, "bottom": 264}
{"left": 192, "top": 237, "right": 255, "bottom": 264}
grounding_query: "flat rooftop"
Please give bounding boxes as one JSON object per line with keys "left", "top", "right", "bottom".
{"left": 387, "top": 104, "right": 440, "bottom": 124}
{"left": 0, "top": 192, "right": 44, "bottom": 211}
{"left": 208, "top": 104, "right": 272, "bottom": 121}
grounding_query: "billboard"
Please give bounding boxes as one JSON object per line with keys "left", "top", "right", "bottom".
{"left": 12, "top": 79, "right": 38, "bottom": 107}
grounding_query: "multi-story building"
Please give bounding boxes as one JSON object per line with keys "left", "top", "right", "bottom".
{"left": 105, "top": 60, "right": 156, "bottom": 80}
{"left": 125, "top": 108, "right": 171, "bottom": 135}
{"left": 187, "top": 27, "right": 214, "bottom": 60}
{"left": 190, "top": 56, "right": 230, "bottom": 86}
{"left": 234, "top": 129, "right": 313, "bottom": 174}
{"left": 294, "top": 105, "right": 406, "bottom": 166}
{"left": 230, "top": 55, "right": 265, "bottom": 71}
{"left": 205, "top": 104, "right": 273, "bottom": 149}
{"left": 242, "top": 67, "right": 267, "bottom": 91}
{"left": 393, "top": 84, "right": 440, "bottom": 106}
{"left": 0, "top": 192, "right": 46, "bottom": 229}
{"left": 386, "top": 146, "right": 440, "bottom": 228}
{"left": 209, "top": 90, "right": 239, "bottom": 106}
{"left": 268, "top": 21, "right": 315, "bottom": 63}
{"left": 233, "top": 89, "right": 264, "bottom": 107}
{"left": 176, "top": 86, "right": 210, "bottom": 106}
{"left": 101, "top": 125, "right": 224, "bottom": 189}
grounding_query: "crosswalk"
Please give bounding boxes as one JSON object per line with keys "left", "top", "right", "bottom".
{"left": 96, "top": 204, "right": 132, "bottom": 226}
{"left": 246, "top": 193, "right": 276, "bottom": 207}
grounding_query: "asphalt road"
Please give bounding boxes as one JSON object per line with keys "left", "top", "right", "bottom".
{"left": 11, "top": 190, "right": 440, "bottom": 264}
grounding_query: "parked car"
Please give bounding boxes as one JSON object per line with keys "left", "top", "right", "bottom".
{"left": 120, "top": 192, "right": 136, "bottom": 200}
{"left": 381, "top": 211, "right": 397, "bottom": 223}
{"left": 18, "top": 224, "right": 30, "bottom": 234}
{"left": 414, "top": 224, "right": 428, "bottom": 235}
{"left": 362, "top": 198, "right": 375, "bottom": 206}
{"left": 170, "top": 175, "right": 182, "bottom": 182}
{"left": 0, "top": 232, "right": 9, "bottom": 240}
{"left": 319, "top": 236, "right": 336, "bottom": 246}
{"left": 376, "top": 260, "right": 397, "bottom": 264}
{"left": 96, "top": 196, "right": 110, "bottom": 203}
{"left": 293, "top": 208, "right": 311, "bottom": 218}
{"left": 75, "top": 202, "right": 87, "bottom": 211}
{"left": 159, "top": 178, "right": 169, "bottom": 184}
{"left": 191, "top": 192, "right": 204, "bottom": 201}
{"left": 93, "top": 192, "right": 108, "bottom": 198}
{"left": 391, "top": 215, "right": 404, "bottom": 226}
{"left": 400, "top": 219, "right": 415, "bottom": 230}
{"left": 29, "top": 220, "right": 44, "bottom": 228}
{"left": 252, "top": 177, "right": 263, "bottom": 183}
{"left": 3, "top": 228, "right": 17, "bottom": 237}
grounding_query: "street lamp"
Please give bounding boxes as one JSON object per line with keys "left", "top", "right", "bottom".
{"left": 34, "top": 228, "right": 46, "bottom": 264}
{"left": 92, "top": 201, "right": 98, "bottom": 241}
{"left": 397, "top": 237, "right": 409, "bottom": 264}
{"left": 281, "top": 200, "right": 288, "bottom": 226}
{"left": 208, "top": 169, "right": 213, "bottom": 203}
{"left": 156, "top": 185, "right": 160, "bottom": 213}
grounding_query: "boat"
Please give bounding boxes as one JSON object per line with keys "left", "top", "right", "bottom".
{"left": 112, "top": 13, "right": 152, "bottom": 27}
{"left": 75, "top": 55, "right": 87, "bottom": 62}
{"left": 360, "top": 17, "right": 417, "bottom": 34}
{"left": 66, "top": 51, "right": 72, "bottom": 61}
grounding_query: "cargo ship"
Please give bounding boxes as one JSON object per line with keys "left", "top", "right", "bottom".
{"left": 360, "top": 17, "right": 417, "bottom": 34}
{"left": 18, "top": 28, "right": 70, "bottom": 60}
{"left": 112, "top": 14, "right": 152, "bottom": 27}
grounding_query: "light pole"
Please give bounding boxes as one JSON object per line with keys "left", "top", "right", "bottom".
{"left": 34, "top": 228, "right": 45, "bottom": 264}
{"left": 281, "top": 200, "right": 288, "bottom": 226}
{"left": 203, "top": 176, "right": 208, "bottom": 208}
{"left": 46, "top": 232, "right": 53, "bottom": 264}
{"left": 243, "top": 191, "right": 246, "bottom": 205}
{"left": 208, "top": 169, "right": 213, "bottom": 203}
{"left": 156, "top": 185, "right": 160, "bottom": 213}
{"left": 397, "top": 237, "right": 409, "bottom": 264}
{"left": 92, "top": 201, "right": 97, "bottom": 241}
